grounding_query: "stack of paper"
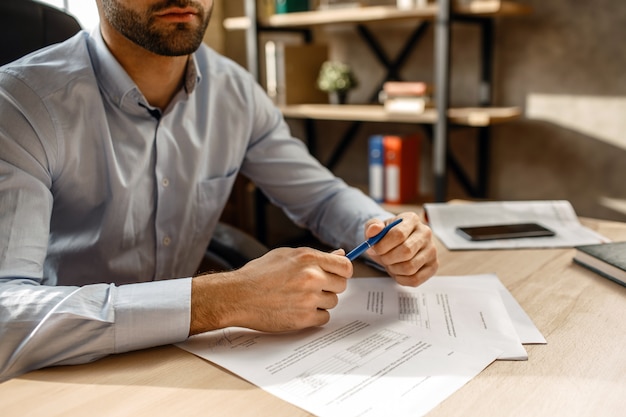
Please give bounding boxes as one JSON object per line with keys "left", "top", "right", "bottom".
{"left": 424, "top": 200, "right": 609, "bottom": 250}
{"left": 339, "top": 274, "right": 545, "bottom": 360}
{"left": 178, "top": 274, "right": 543, "bottom": 417}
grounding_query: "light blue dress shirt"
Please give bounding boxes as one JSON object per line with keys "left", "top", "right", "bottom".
{"left": 0, "top": 30, "right": 392, "bottom": 381}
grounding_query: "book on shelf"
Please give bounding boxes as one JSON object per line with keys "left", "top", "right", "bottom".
{"left": 368, "top": 135, "right": 385, "bottom": 203}
{"left": 379, "top": 81, "right": 434, "bottom": 114}
{"left": 382, "top": 81, "right": 433, "bottom": 97}
{"left": 276, "top": 0, "right": 310, "bottom": 13}
{"left": 368, "top": 133, "right": 422, "bottom": 204}
{"left": 257, "top": 0, "right": 275, "bottom": 20}
{"left": 317, "top": 1, "right": 364, "bottom": 10}
{"left": 264, "top": 40, "right": 328, "bottom": 106}
{"left": 573, "top": 241, "right": 626, "bottom": 288}
{"left": 384, "top": 134, "right": 420, "bottom": 204}
{"left": 384, "top": 96, "right": 433, "bottom": 113}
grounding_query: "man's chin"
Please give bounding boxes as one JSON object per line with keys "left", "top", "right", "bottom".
{"left": 141, "top": 28, "right": 205, "bottom": 56}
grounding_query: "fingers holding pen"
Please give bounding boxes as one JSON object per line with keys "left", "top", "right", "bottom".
{"left": 207, "top": 247, "right": 352, "bottom": 333}
{"left": 276, "top": 248, "right": 352, "bottom": 327}
{"left": 364, "top": 212, "right": 439, "bottom": 287}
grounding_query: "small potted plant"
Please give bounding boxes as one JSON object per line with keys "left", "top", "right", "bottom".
{"left": 316, "top": 60, "right": 358, "bottom": 105}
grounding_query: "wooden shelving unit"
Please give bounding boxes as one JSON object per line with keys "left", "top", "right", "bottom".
{"left": 224, "top": 1, "right": 530, "bottom": 240}
{"left": 279, "top": 104, "right": 521, "bottom": 126}
{"left": 224, "top": 2, "right": 531, "bottom": 30}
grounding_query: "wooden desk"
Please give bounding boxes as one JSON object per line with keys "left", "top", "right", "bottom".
{"left": 1, "top": 218, "right": 625, "bottom": 416}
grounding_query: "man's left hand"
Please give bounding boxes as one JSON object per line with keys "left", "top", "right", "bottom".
{"left": 364, "top": 212, "right": 438, "bottom": 287}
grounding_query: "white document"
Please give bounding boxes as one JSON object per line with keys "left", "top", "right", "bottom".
{"left": 176, "top": 274, "right": 535, "bottom": 416}
{"left": 179, "top": 318, "right": 500, "bottom": 417}
{"left": 430, "top": 274, "right": 546, "bottom": 344}
{"left": 335, "top": 274, "right": 532, "bottom": 360}
{"left": 424, "top": 200, "right": 609, "bottom": 250}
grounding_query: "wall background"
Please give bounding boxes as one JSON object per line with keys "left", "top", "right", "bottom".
{"left": 210, "top": 0, "right": 626, "bottom": 225}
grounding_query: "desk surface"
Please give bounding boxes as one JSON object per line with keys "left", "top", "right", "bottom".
{"left": 1, "top": 218, "right": 625, "bottom": 416}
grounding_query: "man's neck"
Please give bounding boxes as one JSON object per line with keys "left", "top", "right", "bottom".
{"left": 100, "top": 25, "right": 189, "bottom": 110}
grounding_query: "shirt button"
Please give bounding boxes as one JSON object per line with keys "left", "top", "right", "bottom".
{"left": 162, "top": 178, "right": 170, "bottom": 187}
{"left": 163, "top": 236, "right": 171, "bottom": 246}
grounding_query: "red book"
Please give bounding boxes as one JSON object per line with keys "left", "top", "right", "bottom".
{"left": 382, "top": 81, "right": 433, "bottom": 97}
{"left": 383, "top": 134, "right": 421, "bottom": 204}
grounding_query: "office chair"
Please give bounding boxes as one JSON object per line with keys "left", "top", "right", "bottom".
{"left": 0, "top": 0, "right": 269, "bottom": 272}
{"left": 0, "top": 0, "right": 82, "bottom": 66}
{"left": 198, "top": 222, "right": 269, "bottom": 273}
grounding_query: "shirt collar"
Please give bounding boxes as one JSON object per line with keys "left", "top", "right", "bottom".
{"left": 87, "top": 28, "right": 202, "bottom": 115}
{"left": 185, "top": 54, "right": 201, "bottom": 93}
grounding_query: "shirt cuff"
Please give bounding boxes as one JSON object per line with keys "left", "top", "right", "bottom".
{"left": 113, "top": 278, "right": 191, "bottom": 353}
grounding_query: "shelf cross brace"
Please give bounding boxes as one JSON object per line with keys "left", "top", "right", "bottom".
{"left": 356, "top": 21, "right": 431, "bottom": 102}
{"left": 325, "top": 21, "right": 430, "bottom": 171}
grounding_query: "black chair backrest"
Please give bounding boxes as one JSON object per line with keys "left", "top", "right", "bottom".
{"left": 0, "top": 0, "right": 82, "bottom": 66}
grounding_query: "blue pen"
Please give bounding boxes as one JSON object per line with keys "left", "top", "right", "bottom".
{"left": 346, "top": 218, "right": 403, "bottom": 261}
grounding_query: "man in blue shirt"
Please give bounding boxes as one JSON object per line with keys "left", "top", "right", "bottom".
{"left": 0, "top": 0, "right": 438, "bottom": 381}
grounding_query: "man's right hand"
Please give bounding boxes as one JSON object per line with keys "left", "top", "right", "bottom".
{"left": 189, "top": 247, "right": 353, "bottom": 336}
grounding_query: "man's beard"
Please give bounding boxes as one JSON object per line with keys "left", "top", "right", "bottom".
{"left": 101, "top": 0, "right": 212, "bottom": 56}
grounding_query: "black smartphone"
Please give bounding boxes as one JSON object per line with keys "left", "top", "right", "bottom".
{"left": 455, "top": 223, "right": 556, "bottom": 241}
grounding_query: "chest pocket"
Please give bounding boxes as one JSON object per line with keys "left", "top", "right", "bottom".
{"left": 193, "top": 171, "right": 239, "bottom": 244}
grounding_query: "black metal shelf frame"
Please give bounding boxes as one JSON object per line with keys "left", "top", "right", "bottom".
{"left": 240, "top": 0, "right": 498, "bottom": 242}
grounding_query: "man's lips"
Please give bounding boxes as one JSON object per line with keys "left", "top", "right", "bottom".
{"left": 155, "top": 7, "right": 199, "bottom": 23}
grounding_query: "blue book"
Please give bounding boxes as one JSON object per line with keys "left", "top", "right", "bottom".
{"left": 368, "top": 135, "right": 384, "bottom": 203}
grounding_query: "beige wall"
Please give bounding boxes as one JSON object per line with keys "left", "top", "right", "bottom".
{"left": 492, "top": 0, "right": 626, "bottom": 222}
{"left": 203, "top": 0, "right": 225, "bottom": 53}
{"left": 218, "top": 0, "right": 626, "bottom": 222}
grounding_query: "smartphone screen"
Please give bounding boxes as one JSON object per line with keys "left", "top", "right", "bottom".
{"left": 455, "top": 223, "right": 556, "bottom": 241}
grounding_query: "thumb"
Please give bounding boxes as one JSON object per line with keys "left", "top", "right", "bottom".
{"left": 364, "top": 218, "right": 386, "bottom": 239}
